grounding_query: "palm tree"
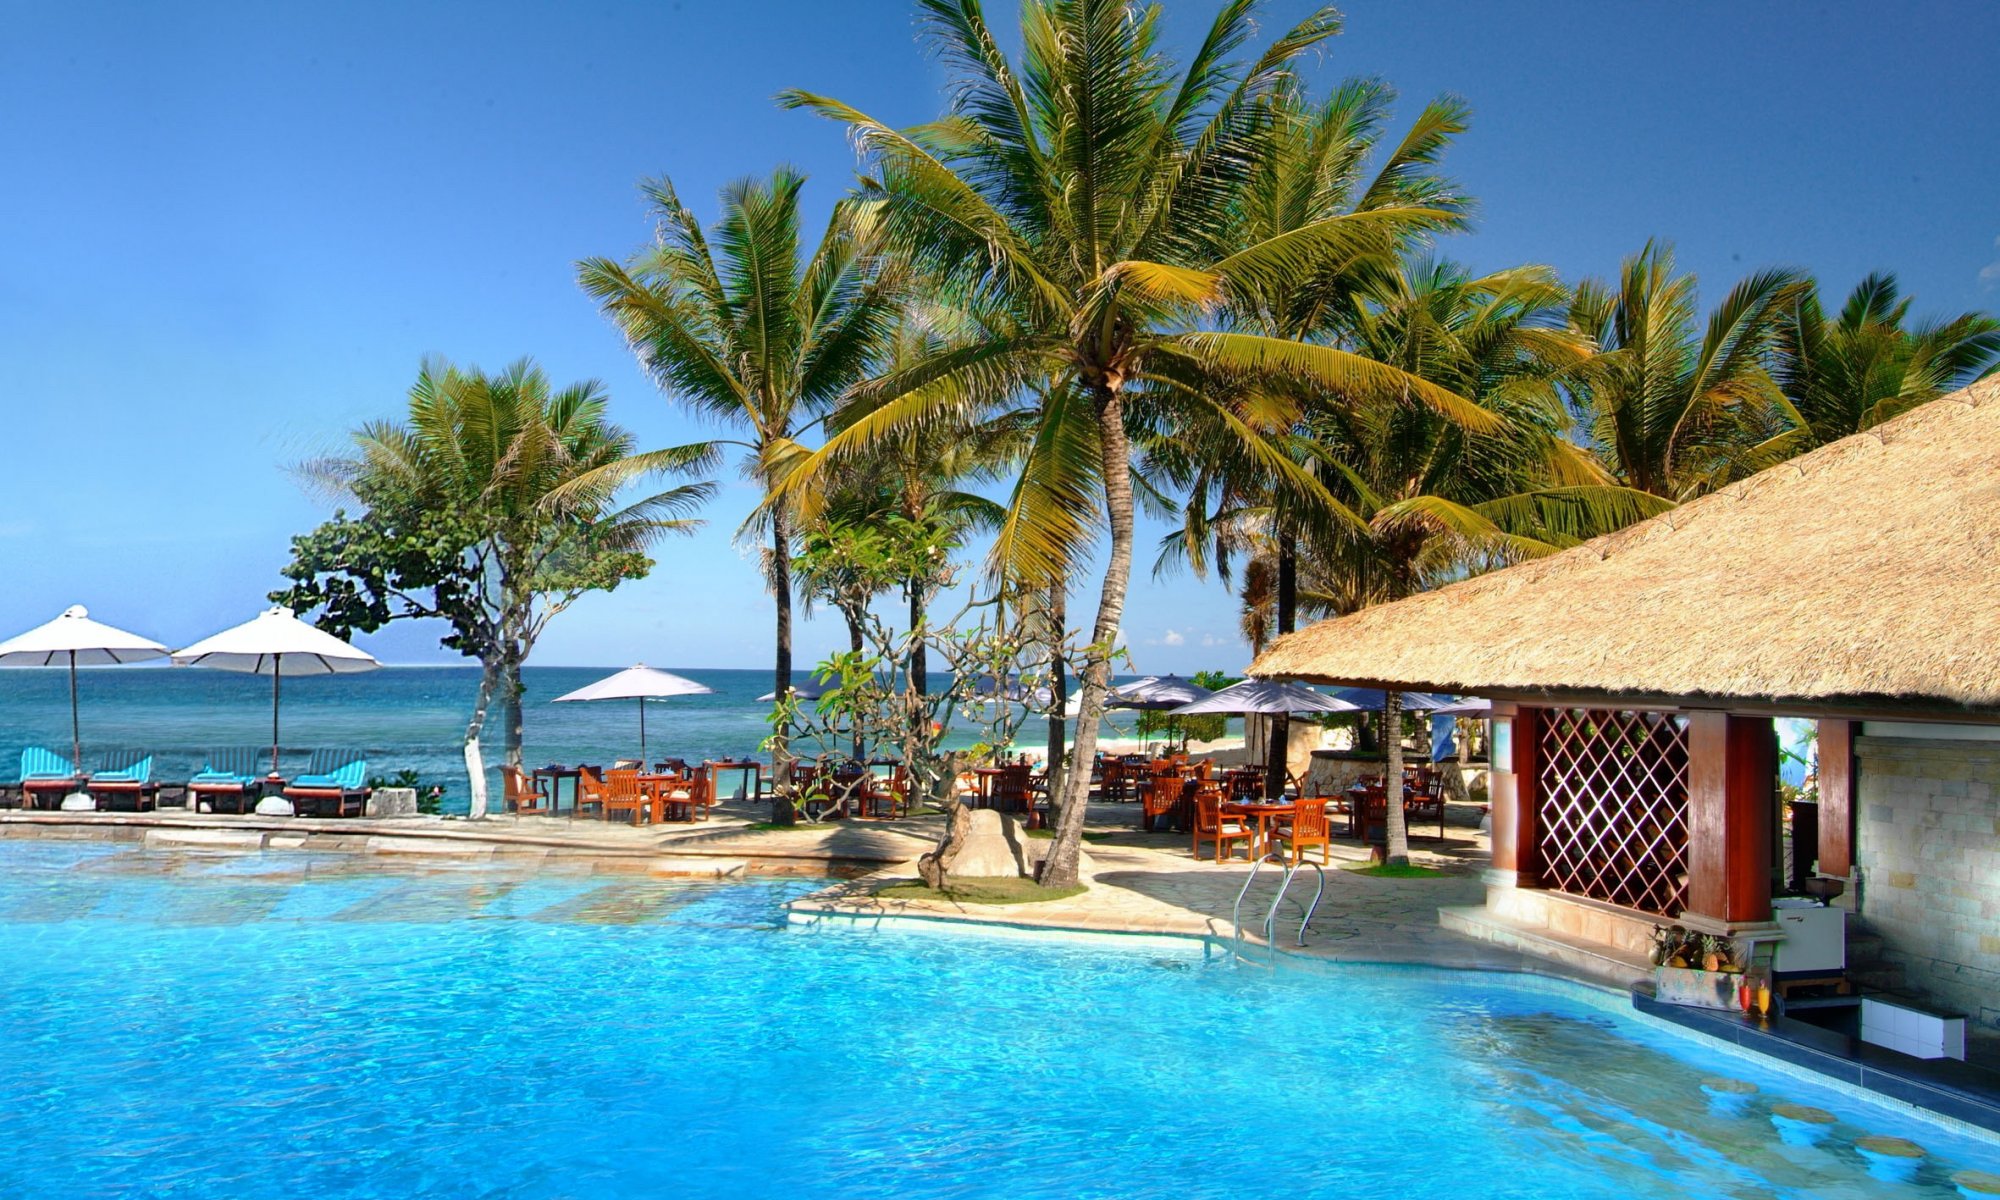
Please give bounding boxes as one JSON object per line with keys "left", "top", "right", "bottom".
{"left": 1310, "top": 263, "right": 1670, "bottom": 863}
{"left": 1773, "top": 272, "right": 1999, "bottom": 449}
{"left": 1152, "top": 75, "right": 1472, "bottom": 795}
{"left": 297, "top": 357, "right": 712, "bottom": 817}
{"left": 780, "top": 0, "right": 1492, "bottom": 886}
{"left": 578, "top": 170, "right": 899, "bottom": 817}
{"left": 1567, "top": 242, "right": 1806, "bottom": 499}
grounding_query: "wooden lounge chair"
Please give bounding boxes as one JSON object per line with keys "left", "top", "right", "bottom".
{"left": 283, "top": 750, "right": 368, "bottom": 818}
{"left": 603, "top": 769, "right": 648, "bottom": 824}
{"left": 1274, "top": 799, "right": 1332, "bottom": 866}
{"left": 189, "top": 748, "right": 265, "bottom": 814}
{"left": 502, "top": 766, "right": 550, "bottom": 816}
{"left": 19, "top": 747, "right": 82, "bottom": 810}
{"left": 1192, "top": 788, "right": 1256, "bottom": 863}
{"left": 88, "top": 750, "right": 157, "bottom": 812}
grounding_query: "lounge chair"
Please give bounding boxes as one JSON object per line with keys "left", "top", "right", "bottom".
{"left": 89, "top": 751, "right": 157, "bottom": 812}
{"left": 19, "top": 747, "right": 82, "bottom": 811}
{"left": 189, "top": 748, "right": 266, "bottom": 815}
{"left": 283, "top": 750, "right": 369, "bottom": 818}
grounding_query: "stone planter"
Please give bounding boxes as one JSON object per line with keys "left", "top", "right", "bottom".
{"left": 366, "top": 788, "right": 418, "bottom": 818}
{"left": 1654, "top": 965, "right": 1741, "bottom": 1010}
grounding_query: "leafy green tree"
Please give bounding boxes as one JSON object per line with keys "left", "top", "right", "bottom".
{"left": 1772, "top": 272, "right": 1999, "bottom": 449}
{"left": 779, "top": 0, "right": 1488, "bottom": 886}
{"left": 578, "top": 170, "right": 899, "bottom": 819}
{"left": 1567, "top": 242, "right": 1807, "bottom": 499}
{"left": 275, "top": 357, "right": 712, "bottom": 817}
{"left": 1310, "top": 263, "right": 1670, "bottom": 862}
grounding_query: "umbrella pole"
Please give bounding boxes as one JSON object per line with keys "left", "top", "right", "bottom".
{"left": 68, "top": 649, "right": 81, "bottom": 775}
{"left": 639, "top": 696, "right": 647, "bottom": 765}
{"left": 271, "top": 654, "right": 282, "bottom": 777}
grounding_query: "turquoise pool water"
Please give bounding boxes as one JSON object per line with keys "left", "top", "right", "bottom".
{"left": 1, "top": 843, "right": 1994, "bottom": 1199}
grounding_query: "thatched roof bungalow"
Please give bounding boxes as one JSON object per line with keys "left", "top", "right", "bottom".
{"left": 1252, "top": 378, "right": 2000, "bottom": 1057}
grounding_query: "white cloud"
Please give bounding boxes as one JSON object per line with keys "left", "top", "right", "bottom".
{"left": 1981, "top": 236, "right": 2000, "bottom": 289}
{"left": 1161, "top": 628, "right": 1186, "bottom": 646}
{"left": 1200, "top": 633, "right": 1223, "bottom": 647}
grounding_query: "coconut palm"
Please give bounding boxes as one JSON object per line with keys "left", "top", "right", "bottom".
{"left": 1152, "top": 75, "right": 1472, "bottom": 794}
{"left": 779, "top": 0, "right": 1493, "bottom": 886}
{"left": 1772, "top": 272, "right": 2000, "bottom": 449}
{"left": 1567, "top": 242, "right": 1807, "bottom": 499}
{"left": 1309, "top": 263, "right": 1671, "bottom": 863}
{"left": 578, "top": 170, "right": 899, "bottom": 814}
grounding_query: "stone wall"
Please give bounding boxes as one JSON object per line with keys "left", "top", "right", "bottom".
{"left": 1854, "top": 735, "right": 2000, "bottom": 1027}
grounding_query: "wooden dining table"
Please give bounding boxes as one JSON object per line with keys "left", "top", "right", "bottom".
{"left": 708, "top": 759, "right": 763, "bottom": 803}
{"left": 1222, "top": 799, "right": 1298, "bottom": 857}
{"left": 533, "top": 765, "right": 588, "bottom": 817}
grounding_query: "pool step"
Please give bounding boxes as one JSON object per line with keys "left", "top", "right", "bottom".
{"left": 1438, "top": 904, "right": 1653, "bottom": 988}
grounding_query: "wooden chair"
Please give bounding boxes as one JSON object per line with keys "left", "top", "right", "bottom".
{"left": 989, "top": 765, "right": 1033, "bottom": 819}
{"left": 603, "top": 769, "right": 648, "bottom": 824}
{"left": 1141, "top": 771, "right": 1184, "bottom": 833}
{"left": 1406, "top": 769, "right": 1447, "bottom": 840}
{"left": 574, "top": 767, "right": 609, "bottom": 820}
{"left": 863, "top": 765, "right": 908, "bottom": 820}
{"left": 503, "top": 766, "right": 550, "bottom": 816}
{"left": 1274, "top": 799, "right": 1331, "bottom": 866}
{"left": 651, "top": 767, "right": 709, "bottom": 823}
{"left": 1192, "top": 788, "right": 1256, "bottom": 863}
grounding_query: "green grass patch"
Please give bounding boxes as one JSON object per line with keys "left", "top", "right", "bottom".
{"left": 1349, "top": 861, "right": 1446, "bottom": 878}
{"left": 1023, "top": 828, "right": 1114, "bottom": 843}
{"left": 877, "top": 877, "right": 1087, "bottom": 905}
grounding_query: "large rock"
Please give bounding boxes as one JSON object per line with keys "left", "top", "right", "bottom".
{"left": 366, "top": 787, "right": 418, "bottom": 818}
{"left": 254, "top": 797, "right": 294, "bottom": 817}
{"left": 949, "top": 809, "right": 1028, "bottom": 876}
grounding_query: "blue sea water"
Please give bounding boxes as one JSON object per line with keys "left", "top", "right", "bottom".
{"left": 0, "top": 666, "right": 1149, "bottom": 812}
{"left": 0, "top": 841, "right": 1993, "bottom": 1199}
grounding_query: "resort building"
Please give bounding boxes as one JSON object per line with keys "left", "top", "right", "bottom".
{"left": 1253, "top": 376, "right": 2000, "bottom": 1029}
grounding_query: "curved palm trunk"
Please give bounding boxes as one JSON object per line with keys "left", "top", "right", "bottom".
{"left": 1382, "top": 687, "right": 1410, "bottom": 865}
{"left": 464, "top": 660, "right": 500, "bottom": 819}
{"left": 1265, "top": 527, "right": 1298, "bottom": 798}
{"left": 1040, "top": 388, "right": 1133, "bottom": 889}
{"left": 1043, "top": 585, "right": 1068, "bottom": 817}
{"left": 769, "top": 502, "right": 796, "bottom": 824}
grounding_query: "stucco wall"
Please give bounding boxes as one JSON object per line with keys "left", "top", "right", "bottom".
{"left": 1854, "top": 735, "right": 2000, "bottom": 1026}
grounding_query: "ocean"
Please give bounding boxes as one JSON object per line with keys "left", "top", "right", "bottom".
{"left": 0, "top": 665, "right": 1151, "bottom": 814}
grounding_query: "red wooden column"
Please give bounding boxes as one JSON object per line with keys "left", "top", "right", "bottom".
{"left": 1685, "top": 712, "right": 1776, "bottom": 926}
{"left": 1488, "top": 704, "right": 1542, "bottom": 887}
{"left": 1816, "top": 719, "right": 1855, "bottom": 879}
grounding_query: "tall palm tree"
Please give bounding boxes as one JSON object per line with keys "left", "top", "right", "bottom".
{"left": 578, "top": 170, "right": 899, "bottom": 815}
{"left": 300, "top": 357, "right": 713, "bottom": 816}
{"left": 780, "top": 0, "right": 1492, "bottom": 886}
{"left": 1311, "top": 263, "right": 1670, "bottom": 863}
{"left": 1567, "top": 242, "right": 1806, "bottom": 499}
{"left": 1773, "top": 272, "right": 1999, "bottom": 449}
{"left": 1153, "top": 75, "right": 1471, "bottom": 794}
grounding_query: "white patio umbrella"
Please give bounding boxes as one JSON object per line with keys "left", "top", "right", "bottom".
{"left": 756, "top": 670, "right": 839, "bottom": 704}
{"left": 553, "top": 664, "right": 712, "bottom": 763}
{"left": 1167, "top": 678, "right": 1362, "bottom": 717}
{"left": 1108, "top": 674, "right": 1216, "bottom": 711}
{"left": 172, "top": 606, "right": 381, "bottom": 776}
{"left": 0, "top": 605, "right": 168, "bottom": 772}
{"left": 1428, "top": 696, "right": 1493, "bottom": 718}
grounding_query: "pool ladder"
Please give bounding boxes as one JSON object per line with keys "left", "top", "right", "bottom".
{"left": 1230, "top": 853, "right": 1324, "bottom": 949}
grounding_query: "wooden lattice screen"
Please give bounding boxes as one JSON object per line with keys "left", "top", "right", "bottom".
{"left": 1535, "top": 709, "right": 1690, "bottom": 916}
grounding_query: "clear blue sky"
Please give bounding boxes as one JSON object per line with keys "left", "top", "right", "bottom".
{"left": 2, "top": 0, "right": 1995, "bottom": 672}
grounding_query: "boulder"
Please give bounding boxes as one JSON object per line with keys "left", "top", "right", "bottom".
{"left": 254, "top": 797, "right": 294, "bottom": 817}
{"left": 948, "top": 809, "right": 1028, "bottom": 876}
{"left": 366, "top": 787, "right": 418, "bottom": 818}
{"left": 59, "top": 793, "right": 96, "bottom": 812}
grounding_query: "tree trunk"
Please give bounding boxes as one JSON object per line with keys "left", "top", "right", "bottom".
{"left": 502, "top": 649, "right": 526, "bottom": 772}
{"left": 906, "top": 579, "right": 929, "bottom": 778}
{"left": 917, "top": 791, "right": 975, "bottom": 889}
{"left": 1043, "top": 584, "right": 1068, "bottom": 821}
{"left": 1265, "top": 526, "right": 1298, "bottom": 797}
{"left": 846, "top": 609, "right": 866, "bottom": 761}
{"left": 769, "top": 502, "right": 796, "bottom": 824}
{"left": 1039, "top": 386, "right": 1134, "bottom": 889}
{"left": 1383, "top": 687, "right": 1409, "bottom": 865}
{"left": 464, "top": 660, "right": 500, "bottom": 819}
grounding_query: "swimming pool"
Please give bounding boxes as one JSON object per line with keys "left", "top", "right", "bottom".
{"left": 1, "top": 842, "right": 1993, "bottom": 1199}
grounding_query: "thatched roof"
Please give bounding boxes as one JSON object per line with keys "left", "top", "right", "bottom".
{"left": 1250, "top": 377, "right": 2000, "bottom": 720}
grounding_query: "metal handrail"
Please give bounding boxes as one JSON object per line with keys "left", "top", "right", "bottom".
{"left": 1231, "top": 853, "right": 1327, "bottom": 949}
